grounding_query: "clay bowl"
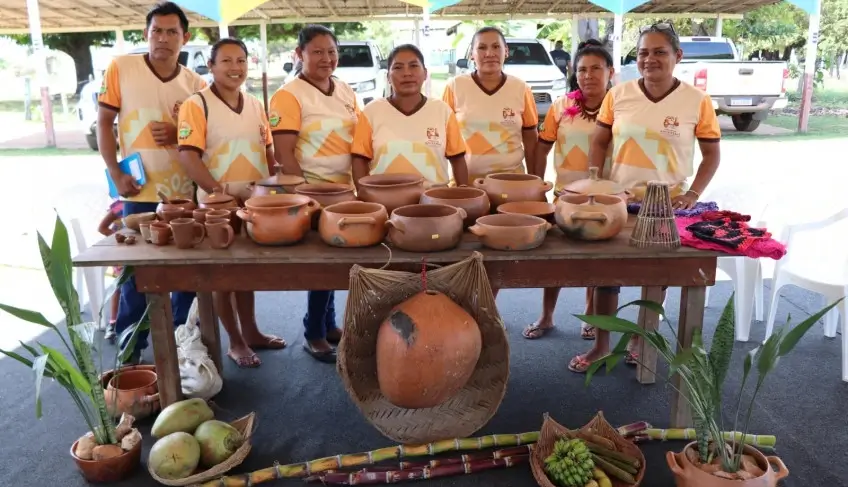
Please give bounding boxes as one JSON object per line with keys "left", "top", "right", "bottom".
{"left": 420, "top": 187, "right": 490, "bottom": 228}
{"left": 319, "top": 201, "right": 388, "bottom": 248}
{"left": 156, "top": 198, "right": 196, "bottom": 219}
{"left": 357, "top": 174, "right": 425, "bottom": 214}
{"left": 555, "top": 193, "right": 628, "bottom": 241}
{"left": 386, "top": 204, "right": 466, "bottom": 252}
{"left": 473, "top": 173, "right": 553, "bottom": 207}
{"left": 237, "top": 194, "right": 317, "bottom": 246}
{"left": 469, "top": 214, "right": 551, "bottom": 251}
{"left": 70, "top": 432, "right": 143, "bottom": 483}
{"left": 122, "top": 212, "right": 155, "bottom": 231}
{"left": 296, "top": 183, "right": 358, "bottom": 230}
{"left": 497, "top": 201, "right": 556, "bottom": 223}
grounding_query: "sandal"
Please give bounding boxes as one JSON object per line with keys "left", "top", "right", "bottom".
{"left": 247, "top": 335, "right": 287, "bottom": 350}
{"left": 228, "top": 351, "right": 261, "bottom": 368}
{"left": 326, "top": 328, "right": 343, "bottom": 345}
{"left": 522, "top": 323, "right": 552, "bottom": 340}
{"left": 625, "top": 350, "right": 639, "bottom": 366}
{"left": 303, "top": 343, "right": 337, "bottom": 363}
{"left": 580, "top": 325, "right": 596, "bottom": 340}
{"left": 568, "top": 355, "right": 593, "bottom": 374}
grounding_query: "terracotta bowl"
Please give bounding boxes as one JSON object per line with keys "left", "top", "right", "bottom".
{"left": 386, "top": 203, "right": 465, "bottom": 252}
{"left": 122, "top": 212, "right": 155, "bottom": 231}
{"left": 469, "top": 213, "right": 551, "bottom": 251}
{"left": 420, "top": 186, "right": 490, "bottom": 228}
{"left": 70, "top": 433, "right": 143, "bottom": 483}
{"left": 497, "top": 201, "right": 556, "bottom": 222}
{"left": 357, "top": 174, "right": 425, "bottom": 214}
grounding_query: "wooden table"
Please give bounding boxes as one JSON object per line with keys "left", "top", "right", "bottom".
{"left": 73, "top": 218, "right": 717, "bottom": 427}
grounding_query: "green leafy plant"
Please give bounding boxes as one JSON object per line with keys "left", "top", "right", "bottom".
{"left": 578, "top": 294, "right": 843, "bottom": 475}
{"left": 0, "top": 214, "right": 148, "bottom": 446}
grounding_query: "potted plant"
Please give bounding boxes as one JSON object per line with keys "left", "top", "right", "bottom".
{"left": 579, "top": 294, "right": 842, "bottom": 486}
{"left": 0, "top": 215, "right": 148, "bottom": 482}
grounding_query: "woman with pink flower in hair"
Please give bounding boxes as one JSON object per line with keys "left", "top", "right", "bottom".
{"left": 523, "top": 39, "right": 615, "bottom": 341}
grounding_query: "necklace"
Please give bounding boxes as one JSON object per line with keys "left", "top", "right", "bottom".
{"left": 563, "top": 89, "right": 603, "bottom": 123}
{"left": 577, "top": 100, "right": 601, "bottom": 122}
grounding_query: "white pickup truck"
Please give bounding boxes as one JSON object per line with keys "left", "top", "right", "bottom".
{"left": 619, "top": 36, "right": 789, "bottom": 132}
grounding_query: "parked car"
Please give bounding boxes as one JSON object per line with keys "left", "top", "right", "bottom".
{"left": 78, "top": 44, "right": 214, "bottom": 151}
{"left": 619, "top": 36, "right": 789, "bottom": 132}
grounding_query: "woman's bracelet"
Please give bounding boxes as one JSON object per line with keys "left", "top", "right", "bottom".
{"left": 686, "top": 189, "right": 701, "bottom": 198}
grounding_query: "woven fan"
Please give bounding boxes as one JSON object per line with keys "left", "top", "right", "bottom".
{"left": 629, "top": 181, "right": 680, "bottom": 248}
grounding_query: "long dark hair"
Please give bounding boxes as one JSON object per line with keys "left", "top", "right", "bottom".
{"left": 297, "top": 24, "right": 338, "bottom": 50}
{"left": 568, "top": 39, "right": 614, "bottom": 92}
{"left": 210, "top": 38, "right": 248, "bottom": 63}
{"left": 387, "top": 43, "right": 426, "bottom": 69}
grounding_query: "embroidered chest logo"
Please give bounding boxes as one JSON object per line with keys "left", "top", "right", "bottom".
{"left": 178, "top": 121, "right": 192, "bottom": 140}
{"left": 171, "top": 101, "right": 183, "bottom": 120}
{"left": 269, "top": 110, "right": 280, "bottom": 128}
{"left": 501, "top": 107, "right": 518, "bottom": 126}
{"left": 259, "top": 124, "right": 268, "bottom": 145}
{"left": 661, "top": 115, "right": 681, "bottom": 138}
{"left": 425, "top": 127, "right": 441, "bottom": 147}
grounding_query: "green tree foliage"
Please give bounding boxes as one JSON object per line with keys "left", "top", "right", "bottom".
{"left": 194, "top": 22, "right": 365, "bottom": 44}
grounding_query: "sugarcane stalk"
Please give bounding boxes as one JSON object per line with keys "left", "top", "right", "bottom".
{"left": 199, "top": 432, "right": 539, "bottom": 487}
{"left": 315, "top": 446, "right": 533, "bottom": 474}
{"left": 585, "top": 443, "right": 641, "bottom": 468}
{"left": 594, "top": 454, "right": 638, "bottom": 475}
{"left": 617, "top": 421, "right": 651, "bottom": 437}
{"left": 593, "top": 454, "right": 637, "bottom": 483}
{"left": 642, "top": 429, "right": 776, "bottom": 448}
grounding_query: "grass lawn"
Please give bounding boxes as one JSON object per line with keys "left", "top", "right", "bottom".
{"left": 0, "top": 148, "right": 94, "bottom": 157}
{"left": 764, "top": 113, "right": 848, "bottom": 138}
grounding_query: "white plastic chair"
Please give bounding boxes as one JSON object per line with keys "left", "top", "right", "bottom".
{"left": 764, "top": 208, "right": 848, "bottom": 382}
{"left": 70, "top": 218, "right": 107, "bottom": 329}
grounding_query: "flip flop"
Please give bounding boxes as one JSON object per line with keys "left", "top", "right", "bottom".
{"left": 326, "top": 328, "right": 343, "bottom": 345}
{"left": 580, "top": 325, "right": 596, "bottom": 340}
{"left": 625, "top": 350, "right": 639, "bottom": 366}
{"left": 303, "top": 343, "right": 337, "bottom": 363}
{"left": 228, "top": 351, "right": 261, "bottom": 368}
{"left": 247, "top": 336, "right": 287, "bottom": 350}
{"left": 568, "top": 355, "right": 593, "bottom": 374}
{"left": 522, "top": 323, "right": 552, "bottom": 339}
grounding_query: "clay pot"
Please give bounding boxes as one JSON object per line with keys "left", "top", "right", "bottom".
{"left": 205, "top": 217, "right": 235, "bottom": 249}
{"left": 667, "top": 442, "right": 788, "bottom": 487}
{"left": 473, "top": 173, "right": 553, "bottom": 207}
{"left": 419, "top": 187, "right": 490, "bottom": 228}
{"left": 241, "top": 164, "right": 306, "bottom": 200}
{"left": 555, "top": 193, "right": 628, "bottom": 241}
{"left": 102, "top": 368, "right": 159, "bottom": 420}
{"left": 149, "top": 222, "right": 171, "bottom": 246}
{"left": 561, "top": 167, "right": 630, "bottom": 200}
{"left": 170, "top": 218, "right": 206, "bottom": 249}
{"left": 199, "top": 188, "right": 237, "bottom": 210}
{"left": 237, "top": 194, "right": 318, "bottom": 246}
{"left": 319, "top": 201, "right": 388, "bottom": 248}
{"left": 296, "top": 183, "right": 358, "bottom": 229}
{"left": 469, "top": 214, "right": 551, "bottom": 251}
{"left": 386, "top": 204, "right": 465, "bottom": 252}
{"left": 497, "top": 201, "right": 556, "bottom": 222}
{"left": 357, "top": 174, "right": 425, "bottom": 214}
{"left": 156, "top": 198, "right": 196, "bottom": 219}
{"left": 122, "top": 212, "right": 155, "bottom": 231}
{"left": 71, "top": 432, "right": 143, "bottom": 483}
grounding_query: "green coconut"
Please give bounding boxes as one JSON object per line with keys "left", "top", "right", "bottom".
{"left": 149, "top": 432, "right": 201, "bottom": 480}
{"left": 151, "top": 398, "right": 214, "bottom": 438}
{"left": 194, "top": 420, "right": 244, "bottom": 467}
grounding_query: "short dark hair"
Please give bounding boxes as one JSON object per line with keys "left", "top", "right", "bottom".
{"left": 146, "top": 2, "right": 189, "bottom": 33}
{"left": 472, "top": 26, "right": 506, "bottom": 48}
{"left": 387, "top": 44, "right": 425, "bottom": 69}
{"left": 211, "top": 38, "right": 248, "bottom": 63}
{"left": 568, "top": 39, "right": 614, "bottom": 92}
{"left": 637, "top": 23, "right": 681, "bottom": 52}
{"left": 297, "top": 24, "right": 338, "bottom": 50}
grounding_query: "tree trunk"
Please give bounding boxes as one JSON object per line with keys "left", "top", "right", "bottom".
{"left": 199, "top": 26, "right": 236, "bottom": 43}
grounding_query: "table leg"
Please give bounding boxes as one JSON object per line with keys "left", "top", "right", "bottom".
{"left": 670, "top": 285, "right": 706, "bottom": 428}
{"left": 197, "top": 292, "right": 222, "bottom": 373}
{"left": 636, "top": 286, "right": 664, "bottom": 384}
{"left": 147, "top": 293, "right": 182, "bottom": 408}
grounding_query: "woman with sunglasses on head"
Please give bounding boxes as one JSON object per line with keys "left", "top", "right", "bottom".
{"left": 568, "top": 23, "right": 721, "bottom": 374}
{"left": 523, "top": 39, "right": 614, "bottom": 341}
{"left": 269, "top": 25, "right": 360, "bottom": 363}
{"left": 352, "top": 44, "right": 468, "bottom": 188}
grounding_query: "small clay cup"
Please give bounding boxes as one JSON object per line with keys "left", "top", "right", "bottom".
{"left": 160, "top": 208, "right": 184, "bottom": 223}
{"left": 170, "top": 218, "right": 206, "bottom": 249}
{"left": 206, "top": 209, "right": 231, "bottom": 220}
{"left": 138, "top": 222, "right": 152, "bottom": 243}
{"left": 205, "top": 218, "right": 235, "bottom": 249}
{"left": 150, "top": 222, "right": 171, "bottom": 246}
{"left": 226, "top": 206, "right": 243, "bottom": 235}
{"left": 192, "top": 208, "right": 213, "bottom": 224}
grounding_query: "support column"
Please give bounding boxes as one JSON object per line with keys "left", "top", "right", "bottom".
{"left": 571, "top": 14, "right": 579, "bottom": 54}
{"left": 115, "top": 28, "right": 125, "bottom": 54}
{"left": 259, "top": 20, "right": 269, "bottom": 113}
{"left": 798, "top": 0, "right": 821, "bottom": 133}
{"left": 25, "top": 0, "right": 55, "bottom": 148}
{"left": 218, "top": 22, "right": 229, "bottom": 40}
{"left": 420, "top": 10, "right": 431, "bottom": 96}
{"left": 612, "top": 14, "right": 623, "bottom": 85}
{"left": 715, "top": 15, "right": 723, "bottom": 37}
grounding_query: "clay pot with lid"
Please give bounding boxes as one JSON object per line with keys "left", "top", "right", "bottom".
{"left": 419, "top": 186, "right": 490, "bottom": 228}
{"left": 562, "top": 167, "right": 631, "bottom": 200}
{"left": 240, "top": 163, "right": 306, "bottom": 201}
{"left": 386, "top": 204, "right": 466, "bottom": 252}
{"left": 319, "top": 201, "right": 388, "bottom": 248}
{"left": 296, "top": 183, "right": 358, "bottom": 229}
{"left": 555, "top": 193, "right": 628, "bottom": 241}
{"left": 357, "top": 174, "right": 425, "bottom": 214}
{"left": 469, "top": 214, "right": 551, "bottom": 251}
{"left": 473, "top": 173, "right": 553, "bottom": 207}
{"left": 667, "top": 442, "right": 788, "bottom": 487}
{"left": 236, "top": 194, "right": 318, "bottom": 246}
{"left": 199, "top": 187, "right": 237, "bottom": 210}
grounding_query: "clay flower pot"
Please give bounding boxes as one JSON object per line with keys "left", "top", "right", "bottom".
{"left": 102, "top": 368, "right": 159, "bottom": 420}
{"left": 357, "top": 174, "right": 425, "bottom": 214}
{"left": 473, "top": 173, "right": 553, "bottom": 207}
{"left": 667, "top": 442, "right": 788, "bottom": 487}
{"left": 237, "top": 194, "right": 318, "bottom": 246}
{"left": 497, "top": 201, "right": 556, "bottom": 222}
{"left": 419, "top": 187, "right": 490, "bottom": 228}
{"left": 469, "top": 213, "right": 551, "bottom": 251}
{"left": 386, "top": 204, "right": 466, "bottom": 252}
{"left": 319, "top": 201, "right": 388, "bottom": 248}
{"left": 562, "top": 167, "right": 631, "bottom": 200}
{"left": 555, "top": 193, "right": 628, "bottom": 241}
{"left": 70, "top": 433, "right": 143, "bottom": 483}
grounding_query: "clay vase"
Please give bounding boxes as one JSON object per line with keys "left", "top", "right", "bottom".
{"left": 237, "top": 194, "right": 318, "bottom": 246}
{"left": 156, "top": 198, "right": 196, "bottom": 219}
{"left": 386, "top": 204, "right": 466, "bottom": 252}
{"left": 199, "top": 189, "right": 237, "bottom": 211}
{"left": 473, "top": 173, "right": 553, "bottom": 207}
{"left": 555, "top": 193, "right": 628, "bottom": 241}
{"left": 296, "top": 183, "right": 358, "bottom": 229}
{"left": 357, "top": 174, "right": 425, "bottom": 214}
{"left": 419, "top": 187, "right": 490, "bottom": 228}
{"left": 667, "top": 442, "right": 788, "bottom": 487}
{"left": 149, "top": 222, "right": 171, "bottom": 246}
{"left": 562, "top": 167, "right": 631, "bottom": 201}
{"left": 497, "top": 201, "right": 556, "bottom": 223}
{"left": 205, "top": 217, "right": 235, "bottom": 249}
{"left": 102, "top": 368, "right": 159, "bottom": 419}
{"left": 70, "top": 432, "right": 143, "bottom": 483}
{"left": 169, "top": 218, "right": 206, "bottom": 249}
{"left": 469, "top": 214, "right": 551, "bottom": 251}
{"left": 319, "top": 201, "right": 388, "bottom": 248}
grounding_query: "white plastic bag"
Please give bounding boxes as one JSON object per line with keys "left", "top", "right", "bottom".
{"left": 176, "top": 299, "right": 223, "bottom": 400}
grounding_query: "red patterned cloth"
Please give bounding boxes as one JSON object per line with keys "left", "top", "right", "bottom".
{"left": 676, "top": 216, "right": 786, "bottom": 260}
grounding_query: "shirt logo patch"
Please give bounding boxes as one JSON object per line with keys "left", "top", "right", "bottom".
{"left": 501, "top": 107, "right": 517, "bottom": 126}
{"left": 99, "top": 78, "right": 107, "bottom": 95}
{"left": 661, "top": 116, "right": 681, "bottom": 138}
{"left": 425, "top": 127, "right": 442, "bottom": 148}
{"left": 178, "top": 121, "right": 192, "bottom": 140}
{"left": 344, "top": 103, "right": 356, "bottom": 120}
{"left": 269, "top": 110, "right": 280, "bottom": 128}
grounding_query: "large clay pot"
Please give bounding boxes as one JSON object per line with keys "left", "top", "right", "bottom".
{"left": 237, "top": 194, "right": 318, "bottom": 246}
{"left": 473, "top": 173, "right": 553, "bottom": 207}
{"left": 386, "top": 204, "right": 466, "bottom": 252}
{"left": 296, "top": 183, "right": 358, "bottom": 229}
{"left": 376, "top": 290, "right": 482, "bottom": 409}
{"left": 561, "top": 167, "right": 631, "bottom": 200}
{"left": 319, "top": 201, "right": 388, "bottom": 248}
{"left": 667, "top": 442, "right": 788, "bottom": 487}
{"left": 497, "top": 201, "right": 556, "bottom": 223}
{"left": 103, "top": 369, "right": 160, "bottom": 420}
{"left": 420, "top": 187, "right": 490, "bottom": 228}
{"left": 357, "top": 174, "right": 425, "bottom": 214}
{"left": 198, "top": 188, "right": 237, "bottom": 211}
{"left": 469, "top": 214, "right": 551, "bottom": 251}
{"left": 555, "top": 193, "right": 628, "bottom": 241}
{"left": 100, "top": 364, "right": 160, "bottom": 419}
{"left": 71, "top": 433, "right": 143, "bottom": 483}
{"left": 156, "top": 198, "right": 196, "bottom": 219}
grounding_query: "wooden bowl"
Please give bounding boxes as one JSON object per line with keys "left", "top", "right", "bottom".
{"left": 497, "top": 201, "right": 556, "bottom": 222}
{"left": 123, "top": 212, "right": 156, "bottom": 231}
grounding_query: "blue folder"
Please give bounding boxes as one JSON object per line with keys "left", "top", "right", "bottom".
{"left": 106, "top": 153, "right": 146, "bottom": 199}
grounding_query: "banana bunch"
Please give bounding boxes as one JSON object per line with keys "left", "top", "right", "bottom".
{"left": 544, "top": 438, "right": 595, "bottom": 487}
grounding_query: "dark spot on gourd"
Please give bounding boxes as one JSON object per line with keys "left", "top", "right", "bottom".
{"left": 389, "top": 310, "right": 417, "bottom": 346}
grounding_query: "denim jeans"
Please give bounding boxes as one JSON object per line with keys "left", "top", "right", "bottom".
{"left": 302, "top": 291, "right": 337, "bottom": 341}
{"left": 115, "top": 201, "right": 196, "bottom": 356}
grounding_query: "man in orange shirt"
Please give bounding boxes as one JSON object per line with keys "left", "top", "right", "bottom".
{"left": 98, "top": 2, "right": 207, "bottom": 364}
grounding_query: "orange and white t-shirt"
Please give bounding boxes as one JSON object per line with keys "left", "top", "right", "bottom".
{"left": 351, "top": 97, "right": 466, "bottom": 188}
{"left": 442, "top": 73, "right": 538, "bottom": 180}
{"left": 539, "top": 95, "right": 612, "bottom": 194}
{"left": 268, "top": 75, "right": 358, "bottom": 185}
{"left": 597, "top": 78, "right": 721, "bottom": 199}
{"left": 176, "top": 85, "right": 272, "bottom": 200}
{"left": 98, "top": 54, "right": 207, "bottom": 203}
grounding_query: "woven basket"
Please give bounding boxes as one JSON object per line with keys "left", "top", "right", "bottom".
{"left": 337, "top": 252, "right": 510, "bottom": 444}
{"left": 148, "top": 412, "right": 255, "bottom": 486}
{"left": 531, "top": 412, "right": 645, "bottom": 487}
